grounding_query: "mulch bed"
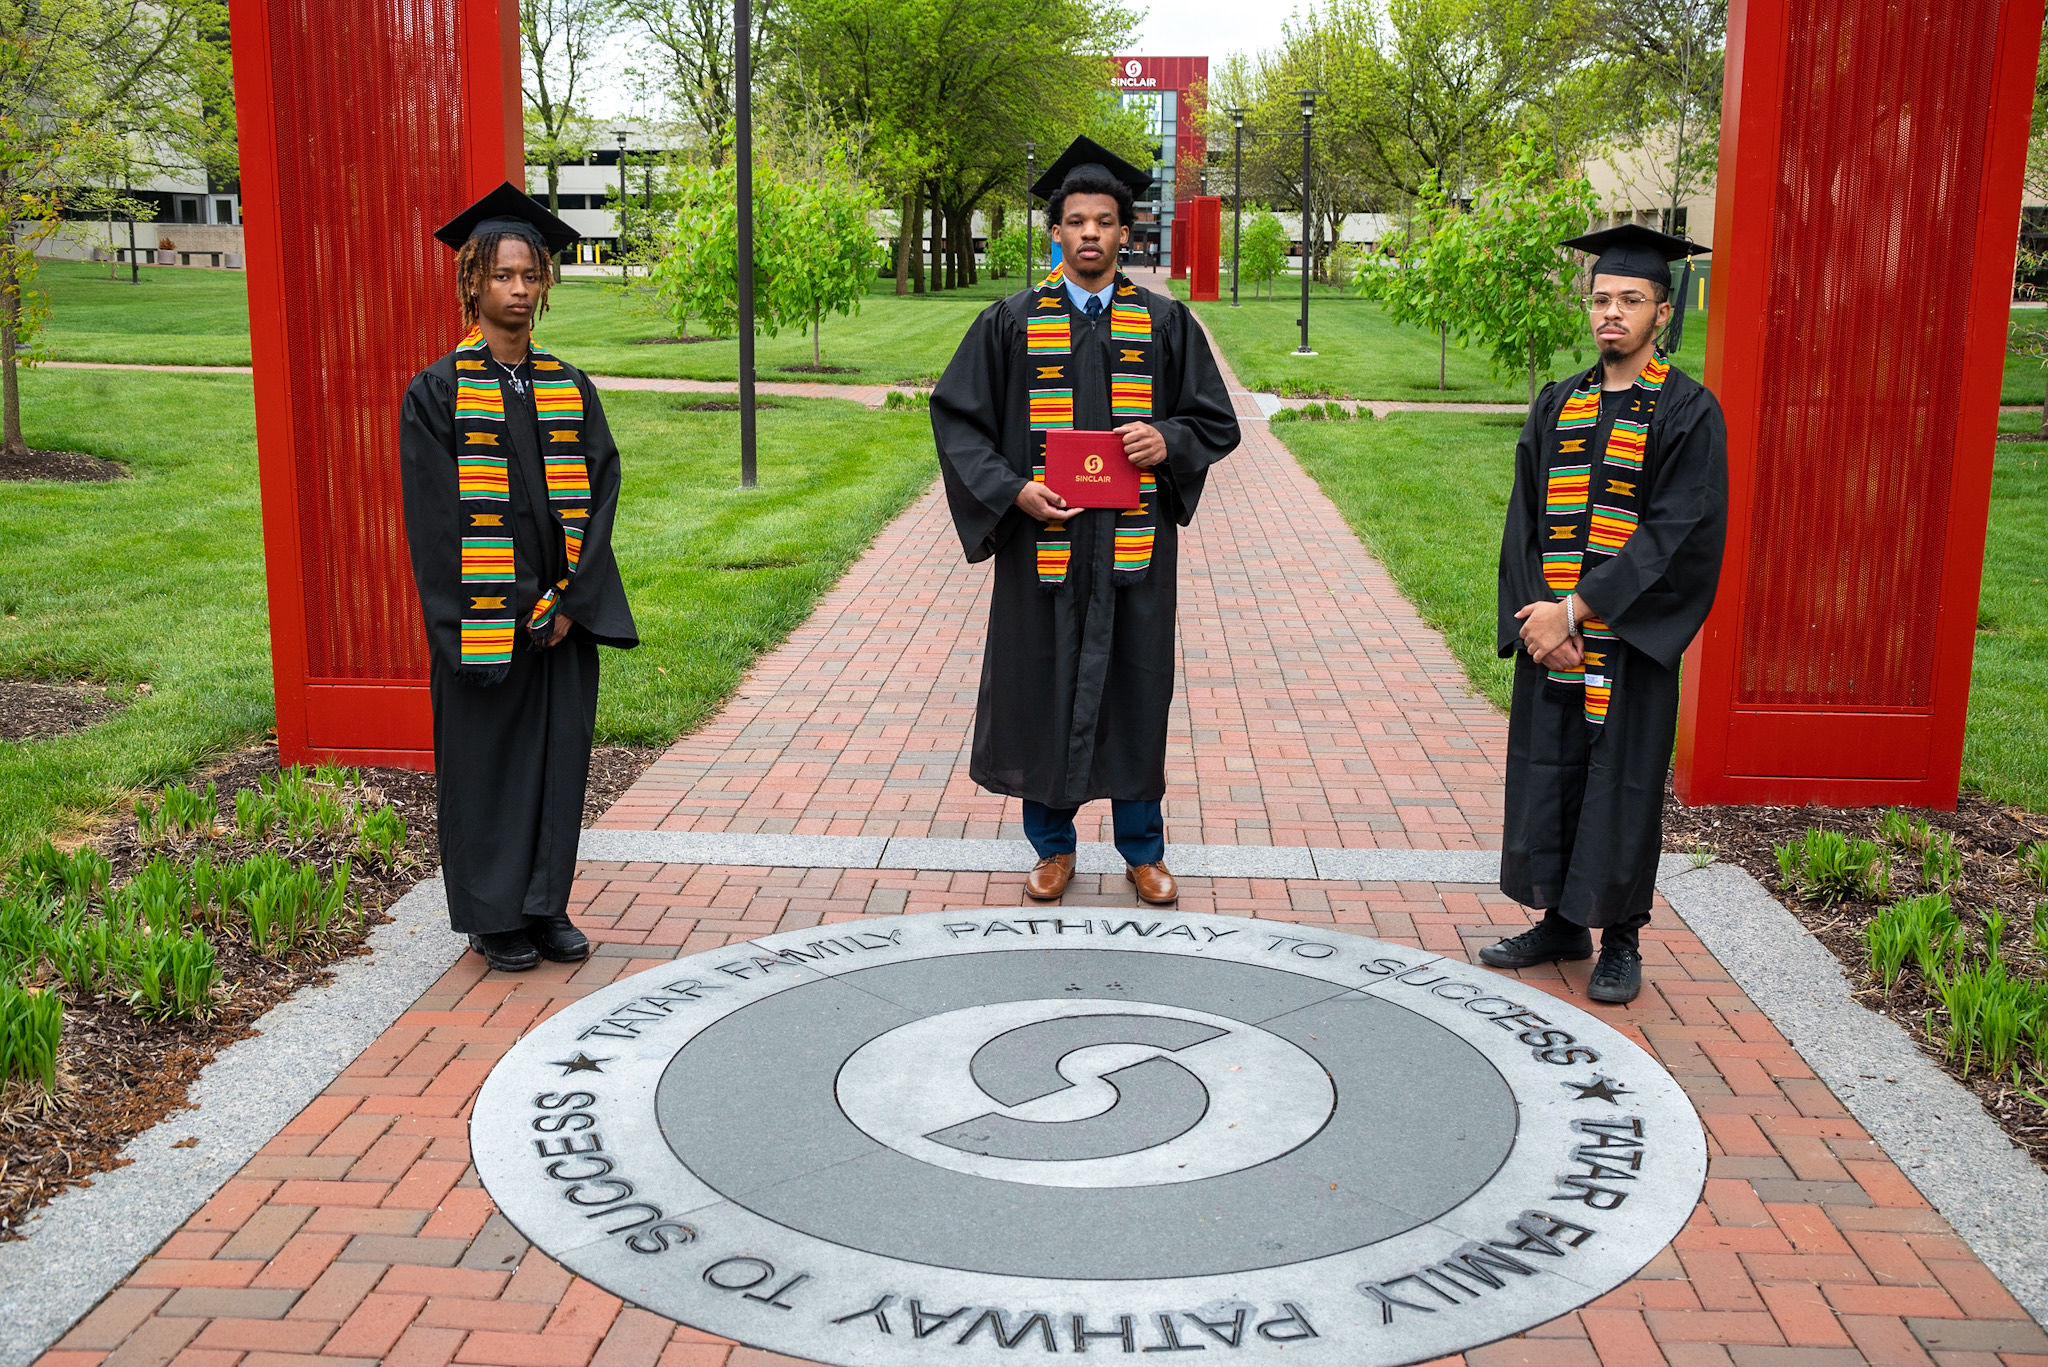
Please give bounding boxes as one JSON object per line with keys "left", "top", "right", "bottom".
{"left": 0, "top": 682, "right": 126, "bottom": 743}
{"left": 0, "top": 448, "right": 125, "bottom": 483}
{"left": 778, "top": 363, "right": 860, "bottom": 375}
{"left": 1665, "top": 780, "right": 2048, "bottom": 1175}
{"left": 672, "top": 399, "right": 783, "bottom": 412}
{"left": 631, "top": 334, "right": 720, "bottom": 345}
{"left": 0, "top": 739, "right": 659, "bottom": 1237}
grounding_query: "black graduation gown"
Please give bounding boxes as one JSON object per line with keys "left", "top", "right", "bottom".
{"left": 399, "top": 351, "right": 638, "bottom": 934}
{"left": 932, "top": 287, "right": 1239, "bottom": 808}
{"left": 1495, "top": 362, "right": 1728, "bottom": 925}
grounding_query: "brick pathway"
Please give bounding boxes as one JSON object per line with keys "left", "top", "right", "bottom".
{"left": 34, "top": 334, "right": 2048, "bottom": 1367}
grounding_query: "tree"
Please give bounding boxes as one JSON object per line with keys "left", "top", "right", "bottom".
{"left": 2, "top": 0, "right": 228, "bottom": 460}
{"left": 1592, "top": 0, "right": 1725, "bottom": 223}
{"left": 522, "top": 0, "right": 616, "bottom": 216}
{"left": 618, "top": 0, "right": 767, "bottom": 162}
{"left": 1453, "top": 137, "right": 1597, "bottom": 403}
{"left": 648, "top": 159, "right": 803, "bottom": 341}
{"left": 1355, "top": 175, "right": 1466, "bottom": 388}
{"left": 773, "top": 171, "right": 881, "bottom": 366}
{"left": 1233, "top": 211, "right": 1290, "bottom": 300}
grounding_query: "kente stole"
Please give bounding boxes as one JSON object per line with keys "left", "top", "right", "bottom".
{"left": 452, "top": 328, "right": 592, "bottom": 682}
{"left": 1024, "top": 266, "right": 1158, "bottom": 590}
{"left": 1540, "top": 353, "right": 1667, "bottom": 728}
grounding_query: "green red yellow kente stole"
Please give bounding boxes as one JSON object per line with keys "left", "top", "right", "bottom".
{"left": 1541, "top": 352, "right": 1666, "bottom": 727}
{"left": 451, "top": 328, "right": 591, "bottom": 681}
{"left": 1025, "top": 265, "right": 1159, "bottom": 590}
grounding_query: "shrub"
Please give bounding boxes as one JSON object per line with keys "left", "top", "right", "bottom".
{"left": 1775, "top": 828, "right": 1891, "bottom": 905}
{"left": 1270, "top": 407, "right": 1300, "bottom": 425}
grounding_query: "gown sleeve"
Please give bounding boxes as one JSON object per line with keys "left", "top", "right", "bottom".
{"left": 1573, "top": 382, "right": 1729, "bottom": 669}
{"left": 555, "top": 374, "right": 640, "bottom": 648}
{"left": 1496, "top": 385, "right": 1556, "bottom": 657}
{"left": 398, "top": 368, "right": 467, "bottom": 673}
{"left": 931, "top": 301, "right": 1029, "bottom": 562}
{"left": 1149, "top": 299, "right": 1241, "bottom": 525}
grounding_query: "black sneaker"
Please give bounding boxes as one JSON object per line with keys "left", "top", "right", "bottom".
{"left": 529, "top": 915, "right": 590, "bottom": 963}
{"left": 1478, "top": 918, "right": 1593, "bottom": 969}
{"left": 469, "top": 929, "right": 540, "bottom": 972}
{"left": 1587, "top": 944, "right": 1642, "bottom": 1004}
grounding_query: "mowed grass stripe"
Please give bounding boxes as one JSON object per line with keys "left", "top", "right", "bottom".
{"left": 0, "top": 369, "right": 938, "bottom": 856}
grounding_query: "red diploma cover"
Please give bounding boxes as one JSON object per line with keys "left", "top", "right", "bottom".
{"left": 1043, "top": 429, "right": 1142, "bottom": 509}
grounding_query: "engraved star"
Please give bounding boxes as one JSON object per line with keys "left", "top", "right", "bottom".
{"left": 551, "top": 1052, "right": 611, "bottom": 1075}
{"left": 1566, "top": 1075, "right": 1631, "bottom": 1104}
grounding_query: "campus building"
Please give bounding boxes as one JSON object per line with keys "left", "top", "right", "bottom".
{"left": 1112, "top": 55, "right": 1207, "bottom": 267}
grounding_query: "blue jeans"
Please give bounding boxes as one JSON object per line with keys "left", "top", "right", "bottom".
{"left": 1021, "top": 799, "right": 1165, "bottom": 867}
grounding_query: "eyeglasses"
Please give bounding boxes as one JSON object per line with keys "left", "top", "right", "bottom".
{"left": 1583, "top": 293, "right": 1656, "bottom": 313}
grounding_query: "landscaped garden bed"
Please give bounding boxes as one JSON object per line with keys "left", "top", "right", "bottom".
{"left": 0, "top": 741, "right": 654, "bottom": 1238}
{"left": 1666, "top": 788, "right": 2048, "bottom": 1174}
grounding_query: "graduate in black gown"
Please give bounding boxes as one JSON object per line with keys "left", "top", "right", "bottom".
{"left": 932, "top": 138, "right": 1240, "bottom": 906}
{"left": 399, "top": 184, "right": 638, "bottom": 972}
{"left": 1479, "top": 224, "right": 1728, "bottom": 1004}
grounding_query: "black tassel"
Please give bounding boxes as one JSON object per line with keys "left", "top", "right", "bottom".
{"left": 1665, "top": 260, "right": 1694, "bottom": 354}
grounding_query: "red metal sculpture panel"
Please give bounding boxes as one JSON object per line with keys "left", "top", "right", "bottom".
{"left": 1676, "top": 0, "right": 2044, "bottom": 808}
{"left": 1185, "top": 196, "right": 1221, "bottom": 302}
{"left": 229, "top": 0, "right": 522, "bottom": 767}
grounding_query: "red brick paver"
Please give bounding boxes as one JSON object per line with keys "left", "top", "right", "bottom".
{"left": 34, "top": 336, "right": 2043, "bottom": 1367}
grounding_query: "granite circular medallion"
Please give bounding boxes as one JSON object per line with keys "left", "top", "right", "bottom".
{"left": 473, "top": 910, "right": 1706, "bottom": 1366}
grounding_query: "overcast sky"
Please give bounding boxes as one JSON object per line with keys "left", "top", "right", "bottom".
{"left": 578, "top": 3, "right": 1301, "bottom": 122}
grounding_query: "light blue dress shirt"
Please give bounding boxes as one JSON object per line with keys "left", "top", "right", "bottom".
{"left": 1063, "top": 277, "right": 1115, "bottom": 315}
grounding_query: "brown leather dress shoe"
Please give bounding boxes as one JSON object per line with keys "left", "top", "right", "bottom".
{"left": 1125, "top": 862, "right": 1178, "bottom": 905}
{"left": 1025, "top": 853, "right": 1076, "bottom": 900}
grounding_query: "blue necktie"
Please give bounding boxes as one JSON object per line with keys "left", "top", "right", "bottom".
{"left": 1086, "top": 296, "right": 1104, "bottom": 317}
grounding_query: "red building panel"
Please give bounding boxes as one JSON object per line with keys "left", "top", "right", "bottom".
{"left": 1676, "top": 0, "right": 2044, "bottom": 808}
{"left": 229, "top": 0, "right": 523, "bottom": 768}
{"left": 1185, "top": 197, "right": 1221, "bottom": 301}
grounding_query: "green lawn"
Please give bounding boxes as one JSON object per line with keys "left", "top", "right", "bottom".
{"left": 0, "top": 368, "right": 937, "bottom": 857}
{"left": 32, "top": 257, "right": 1016, "bottom": 384}
{"left": 1279, "top": 413, "right": 2048, "bottom": 811}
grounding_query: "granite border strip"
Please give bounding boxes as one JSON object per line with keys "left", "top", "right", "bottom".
{"left": 581, "top": 830, "right": 1469, "bottom": 882}
{"left": 0, "top": 878, "right": 467, "bottom": 1367}
{"left": 1658, "top": 860, "right": 2048, "bottom": 1330}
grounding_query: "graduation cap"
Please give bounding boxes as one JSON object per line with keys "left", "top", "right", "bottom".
{"left": 1030, "top": 136, "right": 1154, "bottom": 204}
{"left": 1562, "top": 222, "right": 1710, "bottom": 353}
{"left": 432, "top": 181, "right": 579, "bottom": 257}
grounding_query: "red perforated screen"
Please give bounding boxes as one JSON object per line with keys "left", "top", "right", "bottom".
{"left": 1734, "top": 0, "right": 2000, "bottom": 710}
{"left": 265, "top": 0, "right": 474, "bottom": 681}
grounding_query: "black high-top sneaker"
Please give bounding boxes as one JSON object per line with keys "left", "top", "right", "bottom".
{"left": 1477, "top": 913, "right": 1593, "bottom": 969}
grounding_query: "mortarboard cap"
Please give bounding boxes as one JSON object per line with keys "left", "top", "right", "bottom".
{"left": 1560, "top": 222, "right": 1707, "bottom": 287}
{"left": 432, "top": 181, "right": 580, "bottom": 256}
{"left": 1030, "top": 135, "right": 1154, "bottom": 204}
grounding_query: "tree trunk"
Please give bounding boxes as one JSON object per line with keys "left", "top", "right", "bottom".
{"left": 928, "top": 184, "right": 943, "bottom": 292}
{"left": 2, "top": 258, "right": 25, "bottom": 459}
{"left": 895, "top": 192, "right": 914, "bottom": 295}
{"left": 1440, "top": 325, "right": 1447, "bottom": 390}
{"left": 942, "top": 205, "right": 956, "bottom": 290}
{"left": 910, "top": 192, "right": 925, "bottom": 294}
{"left": 547, "top": 167, "right": 564, "bottom": 283}
{"left": 966, "top": 214, "right": 978, "bottom": 285}
{"left": 1527, "top": 347, "right": 1539, "bottom": 408}
{"left": 813, "top": 306, "right": 821, "bottom": 366}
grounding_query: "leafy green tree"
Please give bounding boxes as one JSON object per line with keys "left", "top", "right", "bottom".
{"left": 2, "top": 0, "right": 229, "bottom": 459}
{"left": 773, "top": 171, "right": 881, "bottom": 365}
{"left": 521, "top": 0, "right": 615, "bottom": 218}
{"left": 1355, "top": 174, "right": 1466, "bottom": 388}
{"left": 1233, "top": 210, "right": 1291, "bottom": 300}
{"left": 984, "top": 226, "right": 1027, "bottom": 281}
{"left": 1592, "top": 0, "right": 1725, "bottom": 221}
{"left": 1453, "top": 137, "right": 1597, "bottom": 403}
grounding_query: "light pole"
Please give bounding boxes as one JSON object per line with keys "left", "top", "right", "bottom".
{"left": 613, "top": 128, "right": 629, "bottom": 284}
{"left": 1024, "top": 140, "right": 1036, "bottom": 281}
{"left": 1294, "top": 90, "right": 1317, "bottom": 356}
{"left": 734, "top": 0, "right": 757, "bottom": 487}
{"left": 1228, "top": 108, "right": 1245, "bottom": 308}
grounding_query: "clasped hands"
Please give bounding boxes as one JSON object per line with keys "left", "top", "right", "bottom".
{"left": 1515, "top": 596, "right": 1584, "bottom": 672}
{"left": 1014, "top": 422, "right": 1166, "bottom": 522}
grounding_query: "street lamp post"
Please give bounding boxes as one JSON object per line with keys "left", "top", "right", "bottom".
{"left": 1024, "top": 140, "right": 1036, "bottom": 281}
{"left": 613, "top": 128, "right": 629, "bottom": 284}
{"left": 734, "top": 0, "right": 757, "bottom": 487}
{"left": 1229, "top": 108, "right": 1245, "bottom": 308}
{"left": 1294, "top": 90, "right": 1317, "bottom": 355}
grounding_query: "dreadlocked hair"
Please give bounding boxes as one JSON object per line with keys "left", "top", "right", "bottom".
{"left": 456, "top": 231, "right": 553, "bottom": 331}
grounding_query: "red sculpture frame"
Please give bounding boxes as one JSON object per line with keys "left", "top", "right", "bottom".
{"left": 230, "top": 0, "right": 523, "bottom": 769}
{"left": 1675, "top": 0, "right": 2045, "bottom": 809}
